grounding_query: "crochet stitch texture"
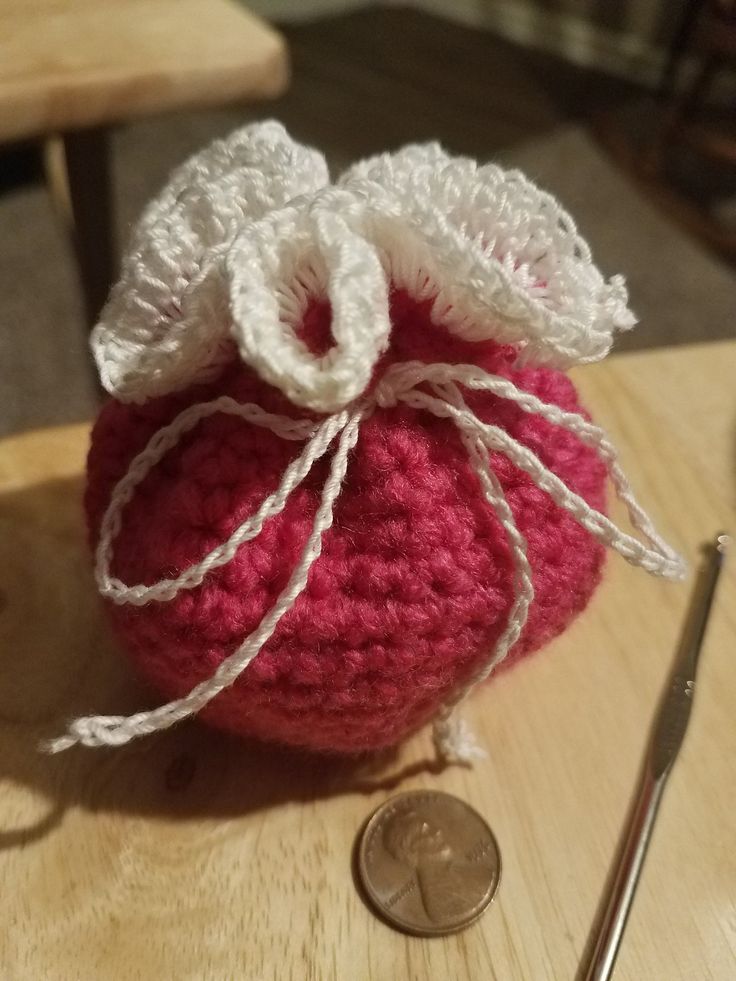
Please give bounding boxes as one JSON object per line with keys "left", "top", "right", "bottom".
{"left": 48, "top": 122, "right": 684, "bottom": 757}
{"left": 85, "top": 291, "right": 607, "bottom": 752}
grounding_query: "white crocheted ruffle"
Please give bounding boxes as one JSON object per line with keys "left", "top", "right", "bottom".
{"left": 92, "top": 121, "right": 636, "bottom": 413}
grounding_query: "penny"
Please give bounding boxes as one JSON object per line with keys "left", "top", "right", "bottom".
{"left": 357, "top": 790, "right": 501, "bottom": 936}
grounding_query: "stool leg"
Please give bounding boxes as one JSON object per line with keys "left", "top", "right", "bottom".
{"left": 656, "top": 0, "right": 707, "bottom": 104}
{"left": 62, "top": 127, "right": 116, "bottom": 328}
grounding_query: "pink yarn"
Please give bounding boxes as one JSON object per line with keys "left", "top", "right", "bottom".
{"left": 85, "top": 291, "right": 607, "bottom": 753}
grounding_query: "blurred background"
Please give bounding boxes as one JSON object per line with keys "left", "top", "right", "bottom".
{"left": 1, "top": 0, "right": 735, "bottom": 437}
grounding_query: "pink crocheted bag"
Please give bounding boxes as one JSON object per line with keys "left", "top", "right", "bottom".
{"left": 48, "top": 123, "right": 684, "bottom": 760}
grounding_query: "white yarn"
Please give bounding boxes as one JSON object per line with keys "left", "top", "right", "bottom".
{"left": 92, "top": 122, "right": 330, "bottom": 402}
{"left": 92, "top": 122, "right": 635, "bottom": 413}
{"left": 49, "top": 407, "right": 363, "bottom": 753}
{"left": 56, "top": 123, "right": 681, "bottom": 761}
{"left": 46, "top": 361, "right": 685, "bottom": 758}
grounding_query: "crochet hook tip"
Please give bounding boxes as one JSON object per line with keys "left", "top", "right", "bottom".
{"left": 581, "top": 531, "right": 727, "bottom": 981}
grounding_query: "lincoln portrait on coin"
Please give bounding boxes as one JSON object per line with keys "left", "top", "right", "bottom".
{"left": 382, "top": 807, "right": 493, "bottom": 923}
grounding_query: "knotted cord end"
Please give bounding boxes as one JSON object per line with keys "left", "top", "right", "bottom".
{"left": 46, "top": 361, "right": 685, "bottom": 755}
{"left": 41, "top": 715, "right": 133, "bottom": 753}
{"left": 432, "top": 712, "right": 488, "bottom": 766}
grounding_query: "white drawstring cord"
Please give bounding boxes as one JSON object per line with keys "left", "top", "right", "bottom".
{"left": 45, "top": 361, "right": 686, "bottom": 759}
{"left": 48, "top": 408, "right": 364, "bottom": 753}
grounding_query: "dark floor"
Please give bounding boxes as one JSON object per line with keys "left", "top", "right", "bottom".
{"left": 1, "top": 7, "right": 734, "bottom": 437}
{"left": 1, "top": 9, "right": 644, "bottom": 204}
{"left": 271, "top": 8, "right": 644, "bottom": 165}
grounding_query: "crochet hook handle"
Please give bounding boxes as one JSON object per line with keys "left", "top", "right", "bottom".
{"left": 582, "top": 532, "right": 729, "bottom": 981}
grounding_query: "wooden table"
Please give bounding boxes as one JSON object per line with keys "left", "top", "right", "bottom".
{"left": 0, "top": 340, "right": 734, "bottom": 980}
{"left": 0, "top": 0, "right": 288, "bottom": 324}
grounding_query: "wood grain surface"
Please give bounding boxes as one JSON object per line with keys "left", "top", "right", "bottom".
{"left": 0, "top": 340, "right": 734, "bottom": 980}
{"left": 0, "top": 0, "right": 288, "bottom": 142}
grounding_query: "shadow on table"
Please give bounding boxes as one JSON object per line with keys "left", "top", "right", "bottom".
{"left": 0, "top": 475, "right": 446, "bottom": 852}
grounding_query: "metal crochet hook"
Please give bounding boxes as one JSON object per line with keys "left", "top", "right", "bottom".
{"left": 581, "top": 532, "right": 729, "bottom": 981}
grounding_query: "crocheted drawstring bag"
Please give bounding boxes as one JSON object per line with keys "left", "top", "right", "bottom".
{"left": 47, "top": 122, "right": 685, "bottom": 761}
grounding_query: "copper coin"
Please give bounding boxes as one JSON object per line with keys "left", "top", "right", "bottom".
{"left": 358, "top": 790, "right": 501, "bottom": 936}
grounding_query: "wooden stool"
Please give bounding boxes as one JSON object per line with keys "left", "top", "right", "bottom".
{"left": 646, "top": 0, "right": 736, "bottom": 254}
{"left": 0, "top": 0, "right": 288, "bottom": 325}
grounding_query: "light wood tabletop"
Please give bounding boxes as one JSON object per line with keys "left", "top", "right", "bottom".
{"left": 0, "top": 0, "right": 288, "bottom": 142}
{"left": 0, "top": 339, "right": 734, "bottom": 980}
